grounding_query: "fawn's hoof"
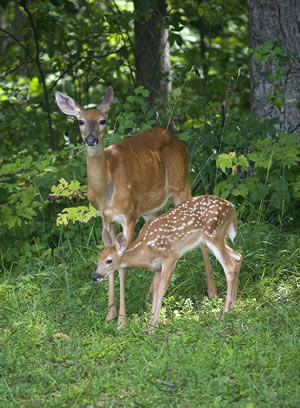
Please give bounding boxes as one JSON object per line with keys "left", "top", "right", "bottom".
{"left": 117, "top": 316, "right": 127, "bottom": 330}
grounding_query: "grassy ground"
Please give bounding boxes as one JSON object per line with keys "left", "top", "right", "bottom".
{"left": 0, "top": 223, "right": 299, "bottom": 407}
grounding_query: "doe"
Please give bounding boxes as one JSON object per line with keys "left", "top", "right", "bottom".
{"left": 93, "top": 195, "right": 242, "bottom": 332}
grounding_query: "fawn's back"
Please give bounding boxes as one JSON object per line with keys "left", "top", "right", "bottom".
{"left": 126, "top": 195, "right": 237, "bottom": 259}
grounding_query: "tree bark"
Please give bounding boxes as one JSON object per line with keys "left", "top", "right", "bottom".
{"left": 133, "top": 0, "right": 171, "bottom": 102}
{"left": 248, "top": 0, "right": 300, "bottom": 137}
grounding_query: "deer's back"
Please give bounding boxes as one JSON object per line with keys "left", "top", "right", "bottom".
{"left": 103, "top": 128, "right": 189, "bottom": 215}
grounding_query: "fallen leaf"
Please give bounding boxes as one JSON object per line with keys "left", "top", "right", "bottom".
{"left": 52, "top": 332, "right": 69, "bottom": 339}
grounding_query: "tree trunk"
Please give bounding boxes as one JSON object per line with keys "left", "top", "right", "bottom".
{"left": 133, "top": 0, "right": 171, "bottom": 102}
{"left": 248, "top": 0, "right": 300, "bottom": 138}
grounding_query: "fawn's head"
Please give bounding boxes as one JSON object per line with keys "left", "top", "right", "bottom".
{"left": 93, "top": 229, "right": 127, "bottom": 282}
{"left": 55, "top": 86, "right": 113, "bottom": 154}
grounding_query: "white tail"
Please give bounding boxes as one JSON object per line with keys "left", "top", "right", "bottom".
{"left": 56, "top": 87, "right": 217, "bottom": 327}
{"left": 94, "top": 195, "right": 242, "bottom": 332}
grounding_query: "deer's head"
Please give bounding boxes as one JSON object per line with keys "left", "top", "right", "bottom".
{"left": 55, "top": 86, "right": 113, "bottom": 154}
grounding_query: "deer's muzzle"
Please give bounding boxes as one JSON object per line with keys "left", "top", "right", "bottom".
{"left": 85, "top": 135, "right": 98, "bottom": 146}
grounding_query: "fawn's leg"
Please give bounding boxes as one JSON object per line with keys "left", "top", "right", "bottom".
{"left": 223, "top": 246, "right": 242, "bottom": 311}
{"left": 206, "top": 240, "right": 240, "bottom": 313}
{"left": 147, "top": 259, "right": 177, "bottom": 332}
{"left": 200, "top": 247, "right": 217, "bottom": 299}
{"left": 150, "top": 271, "right": 161, "bottom": 316}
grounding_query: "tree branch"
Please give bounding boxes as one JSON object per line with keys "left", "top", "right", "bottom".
{"left": 21, "top": 2, "right": 56, "bottom": 150}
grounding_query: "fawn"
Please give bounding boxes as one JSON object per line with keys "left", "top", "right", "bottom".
{"left": 93, "top": 195, "right": 242, "bottom": 332}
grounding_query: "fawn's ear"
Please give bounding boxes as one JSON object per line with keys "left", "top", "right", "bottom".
{"left": 55, "top": 91, "right": 82, "bottom": 118}
{"left": 115, "top": 233, "right": 127, "bottom": 256}
{"left": 102, "top": 228, "right": 113, "bottom": 246}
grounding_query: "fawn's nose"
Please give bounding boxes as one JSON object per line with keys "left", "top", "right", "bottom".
{"left": 85, "top": 135, "right": 98, "bottom": 146}
{"left": 92, "top": 274, "right": 104, "bottom": 282}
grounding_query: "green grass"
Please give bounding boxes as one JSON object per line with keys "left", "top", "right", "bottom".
{"left": 0, "top": 224, "right": 299, "bottom": 407}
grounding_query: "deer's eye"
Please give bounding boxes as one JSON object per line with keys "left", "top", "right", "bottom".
{"left": 99, "top": 119, "right": 106, "bottom": 125}
{"left": 78, "top": 120, "right": 84, "bottom": 126}
{"left": 106, "top": 259, "right": 112, "bottom": 265}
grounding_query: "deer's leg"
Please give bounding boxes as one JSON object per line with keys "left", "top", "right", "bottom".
{"left": 147, "top": 259, "right": 177, "bottom": 333}
{"left": 173, "top": 189, "right": 191, "bottom": 207}
{"left": 106, "top": 273, "right": 117, "bottom": 320}
{"left": 200, "top": 247, "right": 217, "bottom": 299}
{"left": 105, "top": 224, "right": 117, "bottom": 321}
{"left": 117, "top": 220, "right": 136, "bottom": 329}
{"left": 117, "top": 267, "right": 128, "bottom": 328}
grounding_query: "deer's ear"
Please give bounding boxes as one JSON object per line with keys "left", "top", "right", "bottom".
{"left": 115, "top": 233, "right": 127, "bottom": 255}
{"left": 102, "top": 228, "right": 113, "bottom": 246}
{"left": 97, "top": 86, "right": 113, "bottom": 115}
{"left": 55, "top": 91, "right": 82, "bottom": 118}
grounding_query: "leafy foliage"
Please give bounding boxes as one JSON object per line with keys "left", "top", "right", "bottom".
{"left": 214, "top": 129, "right": 300, "bottom": 219}
{"left": 0, "top": 145, "right": 96, "bottom": 268}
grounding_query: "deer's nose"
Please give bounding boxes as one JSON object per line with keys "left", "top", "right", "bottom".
{"left": 86, "top": 135, "right": 98, "bottom": 146}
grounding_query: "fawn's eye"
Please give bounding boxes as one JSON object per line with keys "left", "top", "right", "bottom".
{"left": 99, "top": 119, "right": 106, "bottom": 125}
{"left": 78, "top": 120, "right": 84, "bottom": 126}
{"left": 106, "top": 259, "right": 112, "bottom": 265}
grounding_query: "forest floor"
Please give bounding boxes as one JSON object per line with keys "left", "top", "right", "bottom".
{"left": 0, "top": 223, "right": 299, "bottom": 407}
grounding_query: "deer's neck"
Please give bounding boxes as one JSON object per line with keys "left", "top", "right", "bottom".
{"left": 86, "top": 149, "right": 109, "bottom": 201}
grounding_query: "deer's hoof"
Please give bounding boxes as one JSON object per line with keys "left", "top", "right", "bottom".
{"left": 106, "top": 306, "right": 117, "bottom": 321}
{"left": 207, "top": 287, "right": 218, "bottom": 299}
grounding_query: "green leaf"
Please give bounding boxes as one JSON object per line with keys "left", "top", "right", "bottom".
{"left": 134, "top": 87, "right": 149, "bottom": 97}
{"left": 56, "top": 205, "right": 98, "bottom": 226}
{"left": 216, "top": 153, "right": 234, "bottom": 173}
{"left": 271, "top": 178, "right": 288, "bottom": 192}
{"left": 273, "top": 96, "right": 284, "bottom": 110}
{"left": 253, "top": 52, "right": 269, "bottom": 62}
{"left": 249, "top": 183, "right": 269, "bottom": 202}
{"left": 262, "top": 40, "right": 274, "bottom": 51}
{"left": 270, "top": 191, "right": 290, "bottom": 209}
{"left": 171, "top": 87, "right": 182, "bottom": 98}
{"left": 237, "top": 155, "right": 249, "bottom": 171}
{"left": 290, "top": 180, "right": 300, "bottom": 198}
{"left": 232, "top": 183, "right": 248, "bottom": 198}
{"left": 214, "top": 180, "right": 233, "bottom": 199}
